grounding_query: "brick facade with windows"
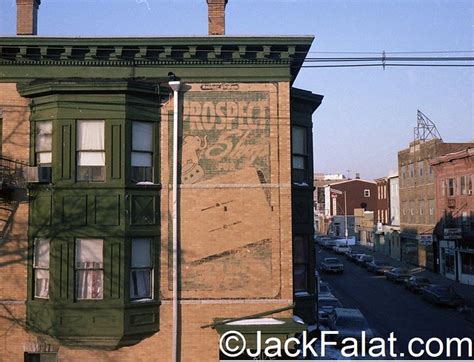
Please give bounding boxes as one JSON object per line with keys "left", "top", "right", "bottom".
{"left": 431, "top": 147, "right": 474, "bottom": 285}
{"left": 0, "top": 35, "right": 322, "bottom": 360}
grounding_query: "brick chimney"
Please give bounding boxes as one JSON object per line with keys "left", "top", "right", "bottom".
{"left": 207, "top": 0, "right": 228, "bottom": 36}
{"left": 16, "top": 0, "right": 41, "bottom": 35}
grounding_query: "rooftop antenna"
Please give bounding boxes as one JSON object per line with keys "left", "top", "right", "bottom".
{"left": 414, "top": 110, "right": 442, "bottom": 142}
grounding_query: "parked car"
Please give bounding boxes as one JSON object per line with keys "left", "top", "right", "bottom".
{"left": 422, "top": 285, "right": 465, "bottom": 307}
{"left": 366, "top": 260, "right": 391, "bottom": 274}
{"left": 346, "top": 251, "right": 362, "bottom": 262}
{"left": 333, "top": 244, "right": 351, "bottom": 254}
{"left": 385, "top": 267, "right": 412, "bottom": 282}
{"left": 321, "top": 258, "right": 344, "bottom": 273}
{"left": 327, "top": 308, "right": 374, "bottom": 343}
{"left": 318, "top": 281, "right": 334, "bottom": 298}
{"left": 355, "top": 254, "right": 374, "bottom": 267}
{"left": 321, "top": 239, "right": 338, "bottom": 250}
{"left": 317, "top": 297, "right": 343, "bottom": 323}
{"left": 405, "top": 276, "right": 431, "bottom": 293}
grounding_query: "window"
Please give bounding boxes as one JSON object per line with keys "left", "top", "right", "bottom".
{"left": 292, "top": 126, "right": 308, "bottom": 182}
{"left": 460, "top": 176, "right": 467, "bottom": 195}
{"left": 468, "top": 176, "right": 473, "bottom": 195}
{"left": 293, "top": 235, "right": 309, "bottom": 293}
{"left": 35, "top": 121, "right": 52, "bottom": 166}
{"left": 364, "top": 189, "right": 370, "bottom": 197}
{"left": 24, "top": 352, "right": 57, "bottom": 362}
{"left": 130, "top": 238, "right": 153, "bottom": 300}
{"left": 401, "top": 165, "right": 406, "bottom": 180}
{"left": 419, "top": 200, "right": 424, "bottom": 216}
{"left": 33, "top": 239, "right": 50, "bottom": 299}
{"left": 75, "top": 239, "right": 103, "bottom": 300}
{"left": 418, "top": 161, "right": 424, "bottom": 177}
{"left": 461, "top": 253, "right": 474, "bottom": 276}
{"left": 447, "top": 178, "right": 456, "bottom": 197}
{"left": 441, "top": 180, "right": 446, "bottom": 196}
{"left": 77, "top": 120, "right": 105, "bottom": 181}
{"left": 409, "top": 164, "right": 414, "bottom": 178}
{"left": 132, "top": 122, "right": 154, "bottom": 183}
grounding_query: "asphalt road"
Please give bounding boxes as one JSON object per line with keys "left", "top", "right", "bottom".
{"left": 316, "top": 247, "right": 474, "bottom": 360}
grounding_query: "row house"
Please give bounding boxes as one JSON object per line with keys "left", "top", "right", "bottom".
{"left": 0, "top": 0, "right": 323, "bottom": 360}
{"left": 431, "top": 147, "right": 474, "bottom": 285}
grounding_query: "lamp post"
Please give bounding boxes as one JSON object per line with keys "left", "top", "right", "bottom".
{"left": 169, "top": 78, "right": 181, "bottom": 362}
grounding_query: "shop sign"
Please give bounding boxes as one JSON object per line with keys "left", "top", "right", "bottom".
{"left": 444, "top": 228, "right": 462, "bottom": 240}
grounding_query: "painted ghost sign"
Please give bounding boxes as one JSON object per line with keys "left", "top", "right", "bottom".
{"left": 181, "top": 83, "right": 274, "bottom": 185}
{"left": 175, "top": 83, "right": 280, "bottom": 298}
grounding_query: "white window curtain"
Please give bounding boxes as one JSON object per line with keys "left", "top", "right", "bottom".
{"left": 132, "top": 122, "right": 153, "bottom": 152}
{"left": 130, "top": 238, "right": 152, "bottom": 299}
{"left": 77, "top": 120, "right": 105, "bottom": 150}
{"left": 34, "top": 239, "right": 50, "bottom": 298}
{"left": 35, "top": 122, "right": 52, "bottom": 152}
{"left": 76, "top": 239, "right": 103, "bottom": 300}
{"left": 132, "top": 152, "right": 152, "bottom": 167}
{"left": 77, "top": 121, "right": 105, "bottom": 167}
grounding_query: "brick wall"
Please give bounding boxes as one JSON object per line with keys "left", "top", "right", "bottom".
{"left": 0, "top": 81, "right": 295, "bottom": 361}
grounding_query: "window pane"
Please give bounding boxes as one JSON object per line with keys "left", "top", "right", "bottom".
{"left": 292, "top": 126, "right": 306, "bottom": 155}
{"left": 37, "top": 152, "right": 52, "bottom": 165}
{"left": 76, "top": 239, "right": 103, "bottom": 268}
{"left": 36, "top": 122, "right": 52, "bottom": 152}
{"left": 77, "top": 166, "right": 105, "bottom": 181}
{"left": 132, "top": 152, "right": 152, "bottom": 167}
{"left": 34, "top": 269, "right": 49, "bottom": 298}
{"left": 130, "top": 269, "right": 152, "bottom": 299}
{"left": 77, "top": 151, "right": 105, "bottom": 166}
{"left": 34, "top": 239, "right": 50, "bottom": 268}
{"left": 293, "top": 265, "right": 308, "bottom": 292}
{"left": 77, "top": 120, "right": 104, "bottom": 150}
{"left": 293, "top": 236, "right": 307, "bottom": 263}
{"left": 292, "top": 155, "right": 305, "bottom": 170}
{"left": 133, "top": 122, "right": 153, "bottom": 152}
{"left": 132, "top": 239, "right": 151, "bottom": 267}
{"left": 76, "top": 270, "right": 103, "bottom": 299}
{"left": 132, "top": 167, "right": 153, "bottom": 183}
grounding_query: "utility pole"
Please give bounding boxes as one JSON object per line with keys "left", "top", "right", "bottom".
{"left": 344, "top": 190, "right": 348, "bottom": 246}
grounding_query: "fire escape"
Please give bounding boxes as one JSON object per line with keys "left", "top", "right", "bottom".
{"left": 0, "top": 156, "right": 27, "bottom": 241}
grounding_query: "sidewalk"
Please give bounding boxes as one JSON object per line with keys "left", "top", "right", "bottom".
{"left": 351, "top": 244, "right": 474, "bottom": 309}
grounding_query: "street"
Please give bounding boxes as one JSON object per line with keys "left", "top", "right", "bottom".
{"left": 316, "top": 247, "right": 474, "bottom": 359}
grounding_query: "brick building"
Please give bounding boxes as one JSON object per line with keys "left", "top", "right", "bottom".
{"left": 373, "top": 176, "right": 390, "bottom": 252}
{"left": 0, "top": 1, "right": 323, "bottom": 360}
{"left": 324, "top": 177, "right": 377, "bottom": 242}
{"left": 431, "top": 147, "right": 474, "bottom": 285}
{"left": 398, "top": 138, "right": 473, "bottom": 271}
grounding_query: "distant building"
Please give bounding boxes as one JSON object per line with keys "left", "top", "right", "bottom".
{"left": 385, "top": 173, "right": 401, "bottom": 260}
{"left": 398, "top": 138, "right": 473, "bottom": 270}
{"left": 313, "top": 173, "right": 346, "bottom": 234}
{"left": 431, "top": 147, "right": 474, "bottom": 285}
{"left": 373, "top": 177, "right": 389, "bottom": 253}
{"left": 324, "top": 177, "right": 377, "bottom": 243}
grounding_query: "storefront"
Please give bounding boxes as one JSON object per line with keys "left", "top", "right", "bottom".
{"left": 439, "top": 239, "right": 457, "bottom": 281}
{"left": 439, "top": 230, "right": 474, "bottom": 285}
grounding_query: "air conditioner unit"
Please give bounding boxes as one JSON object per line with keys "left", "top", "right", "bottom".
{"left": 25, "top": 166, "right": 52, "bottom": 183}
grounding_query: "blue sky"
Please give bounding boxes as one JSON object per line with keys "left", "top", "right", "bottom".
{"left": 0, "top": 0, "right": 472, "bottom": 180}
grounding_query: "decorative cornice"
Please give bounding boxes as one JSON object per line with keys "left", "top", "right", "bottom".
{"left": 0, "top": 36, "right": 313, "bottom": 80}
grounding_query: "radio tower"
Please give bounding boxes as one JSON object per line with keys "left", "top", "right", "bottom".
{"left": 414, "top": 110, "right": 442, "bottom": 142}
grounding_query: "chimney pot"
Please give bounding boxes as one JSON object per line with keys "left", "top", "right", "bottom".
{"left": 16, "top": 0, "right": 41, "bottom": 36}
{"left": 207, "top": 0, "right": 228, "bottom": 36}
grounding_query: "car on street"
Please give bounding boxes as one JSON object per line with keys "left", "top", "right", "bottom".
{"left": 327, "top": 308, "right": 374, "bottom": 343}
{"left": 355, "top": 254, "right": 374, "bottom": 267}
{"left": 366, "top": 260, "right": 392, "bottom": 274}
{"left": 422, "top": 285, "right": 465, "bottom": 307}
{"left": 333, "top": 244, "right": 351, "bottom": 254}
{"left": 321, "top": 238, "right": 338, "bottom": 250}
{"left": 321, "top": 257, "right": 344, "bottom": 273}
{"left": 317, "top": 297, "right": 343, "bottom": 324}
{"left": 318, "top": 281, "right": 334, "bottom": 298}
{"left": 405, "top": 276, "right": 431, "bottom": 293}
{"left": 345, "top": 251, "right": 361, "bottom": 262}
{"left": 385, "top": 267, "right": 412, "bottom": 282}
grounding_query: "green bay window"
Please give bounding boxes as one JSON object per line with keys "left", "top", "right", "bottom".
{"left": 75, "top": 238, "right": 104, "bottom": 300}
{"left": 130, "top": 238, "right": 153, "bottom": 300}
{"left": 131, "top": 122, "right": 153, "bottom": 183}
{"left": 77, "top": 120, "right": 105, "bottom": 182}
{"left": 292, "top": 126, "right": 308, "bottom": 183}
{"left": 35, "top": 121, "right": 52, "bottom": 166}
{"left": 293, "top": 235, "right": 309, "bottom": 293}
{"left": 33, "top": 238, "right": 50, "bottom": 299}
